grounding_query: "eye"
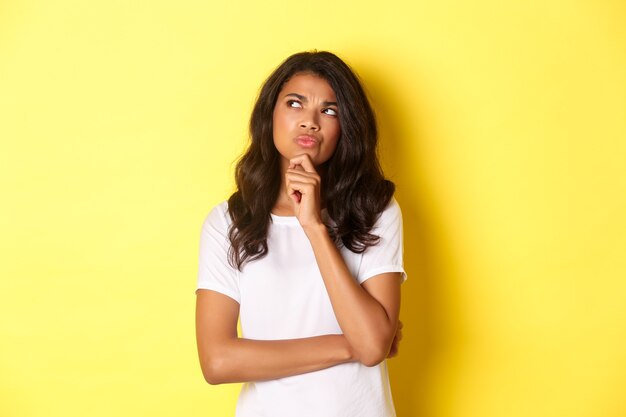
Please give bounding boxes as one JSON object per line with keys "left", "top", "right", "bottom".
{"left": 287, "top": 100, "right": 302, "bottom": 108}
{"left": 323, "top": 107, "right": 338, "bottom": 116}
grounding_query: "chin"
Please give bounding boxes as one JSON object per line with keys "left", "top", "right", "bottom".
{"left": 291, "top": 149, "right": 319, "bottom": 161}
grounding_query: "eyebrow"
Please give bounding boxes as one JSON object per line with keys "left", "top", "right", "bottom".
{"left": 284, "top": 93, "right": 338, "bottom": 107}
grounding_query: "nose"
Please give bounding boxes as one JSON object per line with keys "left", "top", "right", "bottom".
{"left": 299, "top": 109, "right": 320, "bottom": 131}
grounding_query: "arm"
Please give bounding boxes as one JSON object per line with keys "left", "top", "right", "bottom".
{"left": 285, "top": 155, "right": 403, "bottom": 366}
{"left": 305, "top": 227, "right": 402, "bottom": 366}
{"left": 195, "top": 289, "right": 354, "bottom": 385}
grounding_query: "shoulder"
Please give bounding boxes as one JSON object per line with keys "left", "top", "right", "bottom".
{"left": 383, "top": 196, "right": 401, "bottom": 217}
{"left": 202, "top": 200, "right": 232, "bottom": 231}
{"left": 373, "top": 196, "right": 402, "bottom": 229}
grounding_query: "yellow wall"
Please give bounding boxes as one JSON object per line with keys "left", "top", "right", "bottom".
{"left": 1, "top": 1, "right": 625, "bottom": 416}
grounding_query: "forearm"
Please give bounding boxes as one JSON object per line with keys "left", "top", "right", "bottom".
{"left": 304, "top": 224, "right": 398, "bottom": 365}
{"left": 200, "top": 334, "right": 353, "bottom": 385}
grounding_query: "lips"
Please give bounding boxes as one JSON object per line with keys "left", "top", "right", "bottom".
{"left": 295, "top": 135, "right": 319, "bottom": 148}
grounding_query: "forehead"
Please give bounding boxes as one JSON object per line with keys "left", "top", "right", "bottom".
{"left": 279, "top": 73, "right": 337, "bottom": 100}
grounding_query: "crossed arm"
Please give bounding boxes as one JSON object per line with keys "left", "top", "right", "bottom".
{"left": 195, "top": 154, "right": 403, "bottom": 385}
{"left": 195, "top": 270, "right": 401, "bottom": 385}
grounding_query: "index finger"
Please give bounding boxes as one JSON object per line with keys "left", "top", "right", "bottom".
{"left": 289, "top": 154, "right": 317, "bottom": 174}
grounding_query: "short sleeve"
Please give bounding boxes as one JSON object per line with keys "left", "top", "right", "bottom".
{"left": 356, "top": 197, "right": 407, "bottom": 284}
{"left": 196, "top": 201, "right": 240, "bottom": 303}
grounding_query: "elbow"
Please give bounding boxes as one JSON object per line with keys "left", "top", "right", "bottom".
{"left": 198, "top": 337, "right": 239, "bottom": 385}
{"left": 359, "top": 351, "right": 387, "bottom": 367}
{"left": 200, "top": 355, "right": 229, "bottom": 385}
{"left": 355, "top": 343, "right": 389, "bottom": 367}
{"left": 202, "top": 369, "right": 223, "bottom": 386}
{"left": 350, "top": 320, "right": 398, "bottom": 367}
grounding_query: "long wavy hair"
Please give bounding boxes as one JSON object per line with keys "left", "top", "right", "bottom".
{"left": 227, "top": 50, "right": 395, "bottom": 270}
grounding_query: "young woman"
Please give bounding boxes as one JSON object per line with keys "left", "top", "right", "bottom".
{"left": 195, "top": 50, "right": 407, "bottom": 417}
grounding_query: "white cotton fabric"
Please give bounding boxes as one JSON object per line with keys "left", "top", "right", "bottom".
{"left": 196, "top": 197, "right": 407, "bottom": 417}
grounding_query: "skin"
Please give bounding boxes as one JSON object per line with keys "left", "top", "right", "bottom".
{"left": 196, "top": 73, "right": 403, "bottom": 384}
{"left": 272, "top": 72, "right": 341, "bottom": 214}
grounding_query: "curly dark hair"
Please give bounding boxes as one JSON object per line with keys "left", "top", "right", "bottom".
{"left": 227, "top": 50, "right": 395, "bottom": 270}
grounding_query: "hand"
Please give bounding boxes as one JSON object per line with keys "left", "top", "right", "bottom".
{"left": 387, "top": 320, "right": 403, "bottom": 358}
{"left": 285, "top": 154, "right": 323, "bottom": 229}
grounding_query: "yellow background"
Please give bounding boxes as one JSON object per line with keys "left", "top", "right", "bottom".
{"left": 1, "top": 1, "right": 625, "bottom": 416}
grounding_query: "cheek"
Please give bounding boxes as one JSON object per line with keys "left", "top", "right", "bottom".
{"left": 323, "top": 125, "right": 341, "bottom": 158}
{"left": 329, "top": 124, "right": 341, "bottom": 148}
{"left": 273, "top": 108, "right": 292, "bottom": 136}
{"left": 271, "top": 110, "right": 281, "bottom": 134}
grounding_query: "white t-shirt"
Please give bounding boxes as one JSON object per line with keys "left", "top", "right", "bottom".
{"left": 196, "top": 197, "right": 407, "bottom": 417}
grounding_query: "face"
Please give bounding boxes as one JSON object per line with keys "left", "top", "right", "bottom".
{"left": 272, "top": 72, "right": 341, "bottom": 170}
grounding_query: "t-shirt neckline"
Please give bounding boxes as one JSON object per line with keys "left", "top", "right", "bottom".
{"left": 270, "top": 208, "right": 330, "bottom": 225}
{"left": 269, "top": 212, "right": 299, "bottom": 225}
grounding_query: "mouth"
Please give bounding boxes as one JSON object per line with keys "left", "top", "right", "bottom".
{"left": 294, "top": 135, "right": 319, "bottom": 148}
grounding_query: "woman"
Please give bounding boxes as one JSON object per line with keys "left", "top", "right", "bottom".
{"left": 195, "top": 50, "right": 407, "bottom": 417}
